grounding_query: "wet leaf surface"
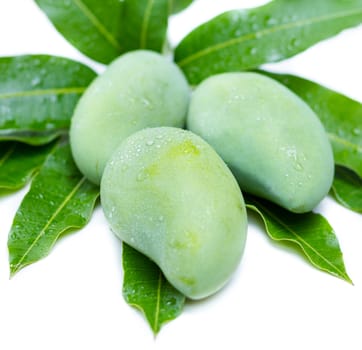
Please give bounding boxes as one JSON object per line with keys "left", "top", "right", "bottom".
{"left": 0, "top": 55, "right": 96, "bottom": 145}
{"left": 120, "top": 0, "right": 169, "bottom": 53}
{"left": 0, "top": 141, "right": 55, "bottom": 190}
{"left": 8, "top": 141, "right": 99, "bottom": 276}
{"left": 246, "top": 195, "right": 352, "bottom": 283}
{"left": 332, "top": 167, "right": 362, "bottom": 213}
{"left": 175, "top": 0, "right": 362, "bottom": 84}
{"left": 35, "top": 0, "right": 123, "bottom": 64}
{"left": 122, "top": 242, "right": 185, "bottom": 334}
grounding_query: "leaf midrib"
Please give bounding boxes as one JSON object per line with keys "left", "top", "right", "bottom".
{"left": 328, "top": 132, "right": 362, "bottom": 154}
{"left": 335, "top": 169, "right": 362, "bottom": 187}
{"left": 0, "top": 144, "right": 15, "bottom": 167}
{"left": 11, "top": 176, "right": 87, "bottom": 273}
{"left": 247, "top": 201, "right": 351, "bottom": 282}
{"left": 177, "top": 7, "right": 362, "bottom": 67}
{"left": 71, "top": 0, "right": 122, "bottom": 51}
{"left": 0, "top": 86, "right": 86, "bottom": 100}
{"left": 152, "top": 271, "right": 162, "bottom": 333}
{"left": 140, "top": 0, "right": 155, "bottom": 48}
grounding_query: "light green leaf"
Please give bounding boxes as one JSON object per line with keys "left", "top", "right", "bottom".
{"left": 35, "top": 0, "right": 123, "bottom": 64}
{"left": 332, "top": 167, "right": 362, "bottom": 213}
{"left": 246, "top": 195, "right": 352, "bottom": 283}
{"left": 0, "top": 142, "right": 54, "bottom": 190}
{"left": 122, "top": 242, "right": 185, "bottom": 334}
{"left": 175, "top": 0, "right": 362, "bottom": 84}
{"left": 8, "top": 141, "right": 99, "bottom": 276}
{"left": 120, "top": 0, "right": 169, "bottom": 53}
{"left": 0, "top": 55, "right": 96, "bottom": 145}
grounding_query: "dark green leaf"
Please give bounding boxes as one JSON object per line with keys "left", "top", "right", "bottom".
{"left": 122, "top": 242, "right": 185, "bottom": 334}
{"left": 35, "top": 0, "right": 123, "bottom": 64}
{"left": 121, "top": 0, "right": 169, "bottom": 53}
{"left": 332, "top": 166, "right": 362, "bottom": 213}
{"left": 246, "top": 195, "right": 352, "bottom": 283}
{"left": 8, "top": 141, "right": 99, "bottom": 276}
{"left": 260, "top": 71, "right": 362, "bottom": 178}
{"left": 170, "top": 0, "right": 194, "bottom": 14}
{"left": 174, "top": 0, "right": 362, "bottom": 84}
{"left": 0, "top": 55, "right": 96, "bottom": 145}
{"left": 0, "top": 142, "right": 54, "bottom": 190}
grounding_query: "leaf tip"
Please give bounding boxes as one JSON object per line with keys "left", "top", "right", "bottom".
{"left": 9, "top": 268, "right": 18, "bottom": 279}
{"left": 9, "top": 262, "right": 22, "bottom": 279}
{"left": 152, "top": 329, "right": 160, "bottom": 338}
{"left": 344, "top": 274, "right": 354, "bottom": 286}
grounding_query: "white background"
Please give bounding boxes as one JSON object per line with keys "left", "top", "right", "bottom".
{"left": 0, "top": 1, "right": 361, "bottom": 349}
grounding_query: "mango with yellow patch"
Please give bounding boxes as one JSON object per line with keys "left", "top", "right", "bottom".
{"left": 100, "top": 127, "right": 247, "bottom": 299}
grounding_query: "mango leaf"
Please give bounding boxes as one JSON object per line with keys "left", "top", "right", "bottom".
{"left": 263, "top": 71, "right": 362, "bottom": 178}
{"left": 0, "top": 55, "right": 96, "bottom": 145}
{"left": 174, "top": 0, "right": 362, "bottom": 84}
{"left": 35, "top": 0, "right": 123, "bottom": 64}
{"left": 170, "top": 0, "right": 194, "bottom": 14}
{"left": 120, "top": 0, "right": 169, "bottom": 53}
{"left": 122, "top": 242, "right": 185, "bottom": 334}
{"left": 0, "top": 142, "right": 54, "bottom": 190}
{"left": 8, "top": 141, "right": 99, "bottom": 276}
{"left": 245, "top": 195, "right": 352, "bottom": 283}
{"left": 332, "top": 167, "right": 362, "bottom": 213}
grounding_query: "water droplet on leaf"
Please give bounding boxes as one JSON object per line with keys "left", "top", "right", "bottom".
{"left": 352, "top": 128, "right": 361, "bottom": 136}
{"left": 31, "top": 76, "right": 41, "bottom": 86}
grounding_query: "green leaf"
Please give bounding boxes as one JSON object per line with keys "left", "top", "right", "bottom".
{"left": 260, "top": 71, "right": 362, "bottom": 178}
{"left": 122, "top": 242, "right": 185, "bottom": 335}
{"left": 245, "top": 195, "right": 352, "bottom": 283}
{"left": 174, "top": 0, "right": 362, "bottom": 84}
{"left": 332, "top": 167, "right": 362, "bottom": 213}
{"left": 8, "top": 141, "right": 99, "bottom": 276}
{"left": 0, "top": 142, "right": 54, "bottom": 190}
{"left": 0, "top": 55, "right": 96, "bottom": 145}
{"left": 35, "top": 0, "right": 123, "bottom": 64}
{"left": 170, "top": 0, "right": 194, "bottom": 14}
{"left": 120, "top": 0, "right": 169, "bottom": 53}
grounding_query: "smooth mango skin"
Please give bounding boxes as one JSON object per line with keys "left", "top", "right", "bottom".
{"left": 70, "top": 50, "right": 190, "bottom": 184}
{"left": 100, "top": 127, "right": 247, "bottom": 299}
{"left": 187, "top": 72, "right": 334, "bottom": 213}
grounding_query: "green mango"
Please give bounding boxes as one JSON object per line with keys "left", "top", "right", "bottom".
{"left": 187, "top": 72, "right": 334, "bottom": 213}
{"left": 100, "top": 127, "right": 247, "bottom": 299}
{"left": 70, "top": 50, "right": 190, "bottom": 184}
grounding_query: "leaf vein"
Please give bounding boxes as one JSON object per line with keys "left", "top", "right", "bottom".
{"left": 71, "top": 0, "right": 122, "bottom": 51}
{"left": 140, "top": 0, "right": 155, "bottom": 48}
{"left": 328, "top": 132, "right": 362, "bottom": 154}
